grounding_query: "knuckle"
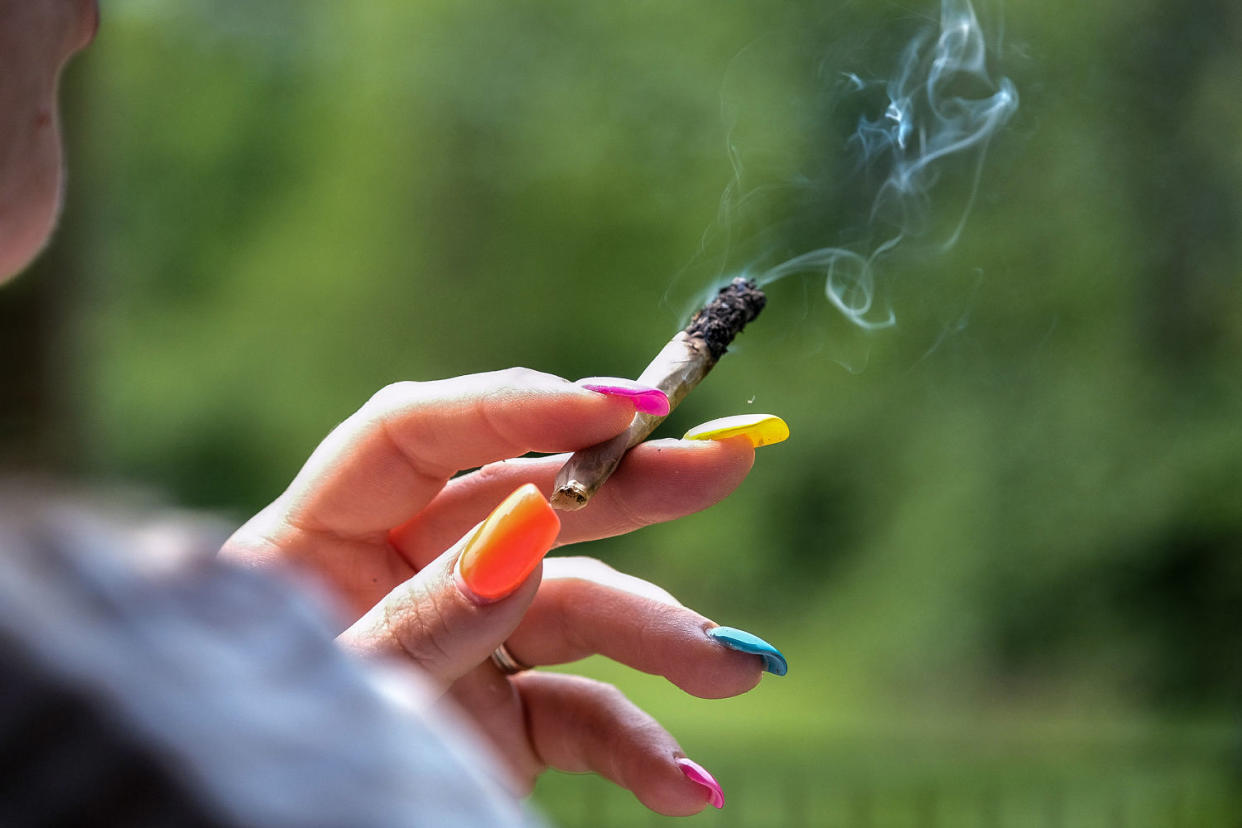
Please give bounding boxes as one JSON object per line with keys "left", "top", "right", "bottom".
{"left": 602, "top": 486, "right": 656, "bottom": 534}
{"left": 583, "top": 677, "right": 627, "bottom": 708}
{"left": 473, "top": 459, "right": 515, "bottom": 485}
{"left": 490, "top": 366, "right": 548, "bottom": 387}
{"left": 384, "top": 586, "right": 455, "bottom": 669}
{"left": 646, "top": 600, "right": 687, "bottom": 628}
{"left": 482, "top": 368, "right": 543, "bottom": 397}
{"left": 554, "top": 555, "right": 618, "bottom": 580}
{"left": 549, "top": 555, "right": 683, "bottom": 608}
{"left": 367, "top": 380, "right": 419, "bottom": 410}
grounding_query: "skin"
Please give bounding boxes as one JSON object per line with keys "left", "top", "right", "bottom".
{"left": 0, "top": 0, "right": 97, "bottom": 280}
{"left": 224, "top": 371, "right": 763, "bottom": 814}
{"left": 3, "top": 3, "right": 769, "bottom": 816}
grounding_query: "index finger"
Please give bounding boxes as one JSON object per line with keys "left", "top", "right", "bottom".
{"left": 278, "top": 368, "right": 638, "bottom": 539}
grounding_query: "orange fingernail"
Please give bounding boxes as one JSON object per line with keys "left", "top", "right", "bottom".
{"left": 457, "top": 483, "right": 561, "bottom": 602}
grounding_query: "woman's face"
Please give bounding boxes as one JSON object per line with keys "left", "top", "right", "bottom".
{"left": 0, "top": 0, "right": 98, "bottom": 282}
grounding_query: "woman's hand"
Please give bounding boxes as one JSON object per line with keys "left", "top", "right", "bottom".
{"left": 222, "top": 368, "right": 785, "bottom": 815}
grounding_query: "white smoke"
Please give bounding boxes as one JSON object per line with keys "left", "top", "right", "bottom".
{"left": 756, "top": 0, "right": 1018, "bottom": 331}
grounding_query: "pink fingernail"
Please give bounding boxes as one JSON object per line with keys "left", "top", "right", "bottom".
{"left": 578, "top": 378, "right": 671, "bottom": 416}
{"left": 675, "top": 757, "right": 725, "bottom": 809}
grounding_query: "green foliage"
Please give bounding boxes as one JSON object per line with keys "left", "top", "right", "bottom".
{"left": 15, "top": 0, "right": 1241, "bottom": 816}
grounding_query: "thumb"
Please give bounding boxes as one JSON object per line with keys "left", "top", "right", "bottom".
{"left": 338, "top": 484, "right": 560, "bottom": 687}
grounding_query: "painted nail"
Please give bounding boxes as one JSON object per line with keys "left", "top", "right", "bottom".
{"left": 708, "top": 626, "right": 789, "bottom": 676}
{"left": 457, "top": 483, "right": 561, "bottom": 602}
{"left": 683, "top": 413, "right": 789, "bottom": 447}
{"left": 675, "top": 757, "right": 725, "bottom": 809}
{"left": 578, "top": 377, "right": 671, "bottom": 416}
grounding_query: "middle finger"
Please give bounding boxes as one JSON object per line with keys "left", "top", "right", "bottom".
{"left": 503, "top": 557, "right": 783, "bottom": 699}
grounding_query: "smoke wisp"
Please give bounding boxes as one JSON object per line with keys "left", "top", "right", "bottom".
{"left": 754, "top": 0, "right": 1018, "bottom": 332}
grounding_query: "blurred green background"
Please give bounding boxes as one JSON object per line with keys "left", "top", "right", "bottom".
{"left": 3, "top": 0, "right": 1240, "bottom": 824}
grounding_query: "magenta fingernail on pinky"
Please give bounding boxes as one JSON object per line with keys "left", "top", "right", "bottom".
{"left": 675, "top": 757, "right": 725, "bottom": 809}
{"left": 578, "top": 378, "right": 671, "bottom": 416}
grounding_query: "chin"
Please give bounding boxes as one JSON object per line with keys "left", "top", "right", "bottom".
{"left": 0, "top": 110, "right": 66, "bottom": 284}
{"left": 0, "top": 195, "right": 60, "bottom": 282}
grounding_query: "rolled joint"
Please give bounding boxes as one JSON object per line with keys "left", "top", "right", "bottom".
{"left": 550, "top": 481, "right": 589, "bottom": 511}
{"left": 550, "top": 277, "right": 766, "bottom": 512}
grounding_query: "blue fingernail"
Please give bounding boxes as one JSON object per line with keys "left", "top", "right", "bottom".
{"left": 707, "top": 626, "right": 788, "bottom": 677}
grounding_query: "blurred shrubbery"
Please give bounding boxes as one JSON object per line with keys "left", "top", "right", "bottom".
{"left": 4, "top": 0, "right": 1240, "bottom": 820}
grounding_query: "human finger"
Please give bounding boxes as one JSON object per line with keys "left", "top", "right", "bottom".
{"left": 513, "top": 672, "right": 727, "bottom": 815}
{"left": 273, "top": 369, "right": 656, "bottom": 541}
{"left": 337, "top": 484, "right": 559, "bottom": 688}
{"left": 389, "top": 437, "right": 755, "bottom": 567}
{"left": 502, "top": 556, "right": 785, "bottom": 697}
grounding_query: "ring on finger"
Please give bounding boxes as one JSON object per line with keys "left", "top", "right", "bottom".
{"left": 490, "top": 642, "right": 530, "bottom": 675}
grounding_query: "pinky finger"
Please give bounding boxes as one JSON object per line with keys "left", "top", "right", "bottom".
{"left": 512, "top": 672, "right": 725, "bottom": 816}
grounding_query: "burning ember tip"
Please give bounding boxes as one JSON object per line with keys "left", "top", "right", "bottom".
{"left": 687, "top": 277, "right": 767, "bottom": 360}
{"left": 550, "top": 276, "right": 767, "bottom": 511}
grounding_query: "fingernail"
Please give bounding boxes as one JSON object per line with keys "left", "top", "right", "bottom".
{"left": 578, "top": 377, "right": 671, "bottom": 416}
{"left": 675, "top": 757, "right": 725, "bottom": 809}
{"left": 707, "top": 626, "right": 789, "bottom": 676}
{"left": 457, "top": 483, "right": 561, "bottom": 602}
{"left": 683, "top": 413, "right": 789, "bottom": 447}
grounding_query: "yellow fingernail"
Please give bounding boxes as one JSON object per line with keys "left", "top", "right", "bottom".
{"left": 683, "top": 414, "right": 790, "bottom": 448}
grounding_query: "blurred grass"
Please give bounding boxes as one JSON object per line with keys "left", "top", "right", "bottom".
{"left": 532, "top": 657, "right": 1240, "bottom": 826}
{"left": 537, "top": 757, "right": 1239, "bottom": 827}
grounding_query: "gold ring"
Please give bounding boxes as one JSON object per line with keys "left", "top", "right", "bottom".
{"left": 490, "top": 643, "right": 530, "bottom": 675}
